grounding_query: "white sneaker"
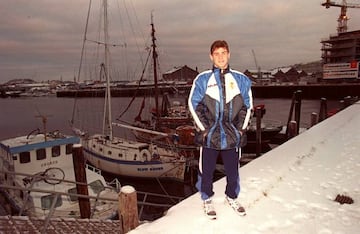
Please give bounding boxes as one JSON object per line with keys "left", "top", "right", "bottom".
{"left": 225, "top": 196, "right": 246, "bottom": 216}
{"left": 203, "top": 198, "right": 217, "bottom": 219}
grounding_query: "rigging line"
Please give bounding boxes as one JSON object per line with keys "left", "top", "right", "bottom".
{"left": 77, "top": 0, "right": 92, "bottom": 83}
{"left": 116, "top": 0, "right": 126, "bottom": 42}
{"left": 86, "top": 38, "right": 126, "bottom": 47}
{"left": 155, "top": 177, "right": 180, "bottom": 204}
{"left": 71, "top": 0, "right": 92, "bottom": 125}
{"left": 116, "top": 48, "right": 152, "bottom": 120}
{"left": 123, "top": 0, "right": 146, "bottom": 67}
{"left": 115, "top": 0, "right": 130, "bottom": 80}
{"left": 129, "top": 0, "right": 146, "bottom": 43}
{"left": 93, "top": 0, "right": 103, "bottom": 79}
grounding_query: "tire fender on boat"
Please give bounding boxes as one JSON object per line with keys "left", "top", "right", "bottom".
{"left": 140, "top": 149, "right": 151, "bottom": 162}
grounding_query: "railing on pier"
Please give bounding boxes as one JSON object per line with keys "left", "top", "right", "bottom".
{"left": 0, "top": 169, "right": 184, "bottom": 233}
{"left": 0, "top": 169, "right": 184, "bottom": 213}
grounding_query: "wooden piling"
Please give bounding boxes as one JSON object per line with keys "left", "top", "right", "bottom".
{"left": 310, "top": 112, "right": 318, "bottom": 127}
{"left": 285, "top": 92, "right": 296, "bottom": 137}
{"left": 287, "top": 121, "right": 298, "bottom": 139}
{"left": 72, "top": 144, "right": 91, "bottom": 219}
{"left": 255, "top": 106, "right": 262, "bottom": 157}
{"left": 119, "top": 185, "right": 139, "bottom": 233}
{"left": 319, "top": 98, "right": 328, "bottom": 122}
{"left": 286, "top": 90, "right": 302, "bottom": 137}
{"left": 343, "top": 96, "right": 352, "bottom": 108}
{"left": 294, "top": 90, "right": 302, "bottom": 135}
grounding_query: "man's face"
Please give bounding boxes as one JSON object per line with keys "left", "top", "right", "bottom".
{"left": 210, "top": 47, "right": 230, "bottom": 70}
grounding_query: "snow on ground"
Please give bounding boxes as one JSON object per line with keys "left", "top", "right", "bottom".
{"left": 129, "top": 102, "right": 360, "bottom": 234}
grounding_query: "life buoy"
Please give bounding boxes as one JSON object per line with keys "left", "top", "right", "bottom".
{"left": 140, "top": 149, "right": 151, "bottom": 162}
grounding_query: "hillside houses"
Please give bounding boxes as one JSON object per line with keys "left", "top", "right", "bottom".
{"left": 244, "top": 67, "right": 315, "bottom": 85}
{"left": 162, "top": 65, "right": 315, "bottom": 85}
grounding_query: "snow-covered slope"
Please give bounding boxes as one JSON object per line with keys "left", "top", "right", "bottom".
{"left": 129, "top": 102, "right": 360, "bottom": 234}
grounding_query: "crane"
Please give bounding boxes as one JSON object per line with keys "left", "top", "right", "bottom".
{"left": 322, "top": 0, "right": 360, "bottom": 33}
{"left": 251, "top": 49, "right": 262, "bottom": 79}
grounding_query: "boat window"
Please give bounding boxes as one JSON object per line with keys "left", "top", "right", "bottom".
{"left": 52, "top": 146, "right": 61, "bottom": 157}
{"left": 66, "top": 144, "right": 73, "bottom": 155}
{"left": 92, "top": 144, "right": 96, "bottom": 148}
{"left": 41, "top": 194, "right": 62, "bottom": 210}
{"left": 36, "top": 148, "right": 46, "bottom": 160}
{"left": 108, "top": 151, "right": 112, "bottom": 155}
{"left": 118, "top": 153, "right": 123, "bottom": 157}
{"left": 89, "top": 180, "right": 105, "bottom": 194}
{"left": 139, "top": 146, "right": 149, "bottom": 151}
{"left": 68, "top": 187, "right": 78, "bottom": 202}
{"left": 19, "top": 152, "right": 30, "bottom": 163}
{"left": 99, "top": 148, "right": 103, "bottom": 152}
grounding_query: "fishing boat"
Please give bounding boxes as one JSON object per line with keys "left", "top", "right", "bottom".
{"left": 0, "top": 129, "right": 118, "bottom": 219}
{"left": 71, "top": 0, "right": 186, "bottom": 181}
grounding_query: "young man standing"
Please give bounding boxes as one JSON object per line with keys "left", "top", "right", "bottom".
{"left": 188, "top": 40, "right": 253, "bottom": 219}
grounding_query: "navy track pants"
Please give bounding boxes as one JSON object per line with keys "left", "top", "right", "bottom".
{"left": 196, "top": 147, "right": 241, "bottom": 200}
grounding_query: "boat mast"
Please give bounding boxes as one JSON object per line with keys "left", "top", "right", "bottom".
{"left": 103, "top": 0, "right": 113, "bottom": 139}
{"left": 151, "top": 13, "right": 160, "bottom": 128}
{"left": 71, "top": 0, "right": 92, "bottom": 126}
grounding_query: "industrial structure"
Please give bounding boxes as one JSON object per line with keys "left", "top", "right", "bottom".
{"left": 321, "top": 30, "right": 360, "bottom": 64}
{"left": 321, "top": 1, "right": 360, "bottom": 80}
{"left": 322, "top": 0, "right": 360, "bottom": 33}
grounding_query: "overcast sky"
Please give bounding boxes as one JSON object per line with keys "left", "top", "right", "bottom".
{"left": 1, "top": 0, "right": 360, "bottom": 83}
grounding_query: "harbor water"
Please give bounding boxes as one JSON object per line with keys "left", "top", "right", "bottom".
{"left": 0, "top": 96, "right": 341, "bottom": 220}
{"left": 0, "top": 96, "right": 341, "bottom": 141}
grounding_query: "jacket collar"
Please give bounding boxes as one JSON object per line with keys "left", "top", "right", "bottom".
{"left": 212, "top": 65, "right": 230, "bottom": 74}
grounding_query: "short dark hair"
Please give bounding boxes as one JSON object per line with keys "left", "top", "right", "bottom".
{"left": 210, "top": 40, "right": 229, "bottom": 54}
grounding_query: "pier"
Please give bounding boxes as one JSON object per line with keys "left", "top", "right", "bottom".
{"left": 56, "top": 83, "right": 360, "bottom": 99}
{"left": 128, "top": 100, "right": 360, "bottom": 233}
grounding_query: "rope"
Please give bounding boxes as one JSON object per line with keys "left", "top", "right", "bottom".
{"left": 117, "top": 48, "right": 152, "bottom": 120}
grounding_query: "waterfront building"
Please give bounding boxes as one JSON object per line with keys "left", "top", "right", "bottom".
{"left": 321, "top": 30, "right": 360, "bottom": 64}
{"left": 321, "top": 30, "right": 360, "bottom": 81}
{"left": 162, "top": 65, "right": 198, "bottom": 83}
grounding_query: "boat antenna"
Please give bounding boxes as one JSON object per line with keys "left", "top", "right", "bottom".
{"left": 35, "top": 113, "right": 52, "bottom": 141}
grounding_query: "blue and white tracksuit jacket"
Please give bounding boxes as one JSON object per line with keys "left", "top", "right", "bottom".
{"left": 188, "top": 66, "right": 253, "bottom": 200}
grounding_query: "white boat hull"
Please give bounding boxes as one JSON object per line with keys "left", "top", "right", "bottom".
{"left": 82, "top": 134, "right": 186, "bottom": 181}
{"left": 0, "top": 133, "right": 118, "bottom": 219}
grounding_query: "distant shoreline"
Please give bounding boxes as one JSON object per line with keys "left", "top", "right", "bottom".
{"left": 56, "top": 83, "right": 360, "bottom": 100}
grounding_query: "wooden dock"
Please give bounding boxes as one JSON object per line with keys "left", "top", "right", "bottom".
{"left": 56, "top": 83, "right": 360, "bottom": 99}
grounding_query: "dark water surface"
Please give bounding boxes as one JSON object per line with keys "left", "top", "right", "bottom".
{"left": 0, "top": 96, "right": 340, "bottom": 141}
{"left": 0, "top": 96, "right": 341, "bottom": 220}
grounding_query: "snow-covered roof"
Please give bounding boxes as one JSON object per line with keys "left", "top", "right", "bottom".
{"left": 247, "top": 69, "right": 272, "bottom": 74}
{"left": 129, "top": 101, "right": 360, "bottom": 234}
{"left": 163, "top": 66, "right": 184, "bottom": 74}
{"left": 270, "top": 67, "right": 292, "bottom": 75}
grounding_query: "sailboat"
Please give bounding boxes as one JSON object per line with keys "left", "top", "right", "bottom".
{"left": 117, "top": 15, "right": 198, "bottom": 155}
{"left": 72, "top": 0, "right": 186, "bottom": 181}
